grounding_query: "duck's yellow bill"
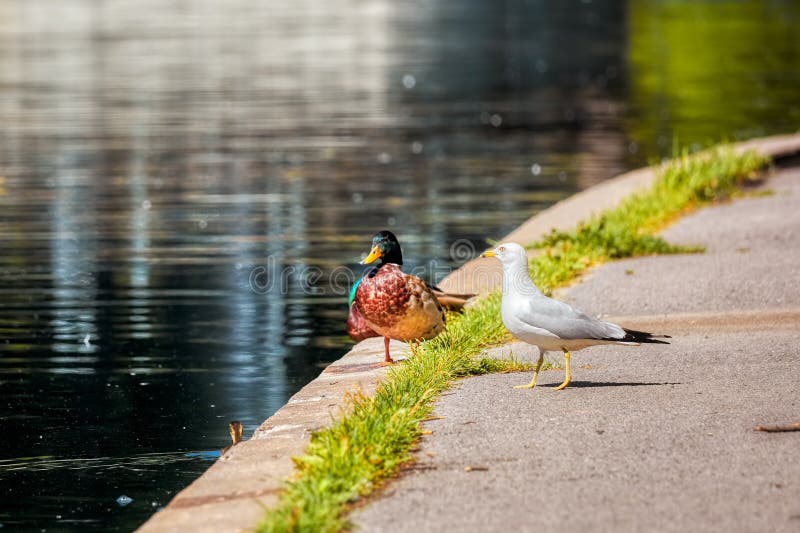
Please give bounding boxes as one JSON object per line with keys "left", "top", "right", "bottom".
{"left": 360, "top": 245, "right": 383, "bottom": 265}
{"left": 480, "top": 249, "right": 495, "bottom": 258}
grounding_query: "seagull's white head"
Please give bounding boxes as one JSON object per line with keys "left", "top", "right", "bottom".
{"left": 481, "top": 242, "right": 539, "bottom": 296}
{"left": 480, "top": 242, "right": 528, "bottom": 270}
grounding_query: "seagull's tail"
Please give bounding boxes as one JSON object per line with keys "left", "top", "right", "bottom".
{"left": 619, "top": 327, "right": 671, "bottom": 345}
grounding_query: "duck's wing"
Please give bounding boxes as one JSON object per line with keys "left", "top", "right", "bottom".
{"left": 515, "top": 296, "right": 626, "bottom": 342}
{"left": 408, "top": 275, "right": 445, "bottom": 307}
{"left": 405, "top": 274, "right": 447, "bottom": 323}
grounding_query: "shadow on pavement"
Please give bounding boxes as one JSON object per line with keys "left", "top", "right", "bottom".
{"left": 541, "top": 380, "right": 683, "bottom": 388}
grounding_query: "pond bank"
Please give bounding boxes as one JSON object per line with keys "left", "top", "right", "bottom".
{"left": 137, "top": 133, "right": 800, "bottom": 533}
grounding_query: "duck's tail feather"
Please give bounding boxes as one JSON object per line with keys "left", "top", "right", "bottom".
{"left": 430, "top": 287, "right": 476, "bottom": 311}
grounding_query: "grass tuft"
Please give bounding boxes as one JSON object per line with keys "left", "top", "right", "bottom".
{"left": 257, "top": 145, "right": 770, "bottom": 532}
{"left": 460, "top": 355, "right": 538, "bottom": 376}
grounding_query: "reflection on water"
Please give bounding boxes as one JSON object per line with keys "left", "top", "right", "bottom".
{"left": 0, "top": 452, "right": 219, "bottom": 474}
{"left": 0, "top": 0, "right": 797, "bottom": 531}
{"left": 628, "top": 1, "right": 800, "bottom": 153}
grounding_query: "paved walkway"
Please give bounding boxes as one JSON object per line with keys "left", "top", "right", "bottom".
{"left": 352, "top": 163, "right": 800, "bottom": 532}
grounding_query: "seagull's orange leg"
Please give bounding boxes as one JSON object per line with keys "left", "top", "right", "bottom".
{"left": 514, "top": 352, "right": 544, "bottom": 389}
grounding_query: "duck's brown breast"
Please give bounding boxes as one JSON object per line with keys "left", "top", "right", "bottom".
{"left": 355, "top": 264, "right": 410, "bottom": 329}
{"left": 355, "top": 264, "right": 445, "bottom": 341}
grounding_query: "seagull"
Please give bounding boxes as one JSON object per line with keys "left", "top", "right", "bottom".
{"left": 481, "top": 242, "right": 669, "bottom": 390}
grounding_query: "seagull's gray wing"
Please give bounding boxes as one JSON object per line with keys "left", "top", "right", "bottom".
{"left": 516, "top": 296, "right": 625, "bottom": 341}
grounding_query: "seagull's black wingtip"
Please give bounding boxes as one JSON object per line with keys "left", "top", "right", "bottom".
{"left": 620, "top": 327, "right": 671, "bottom": 344}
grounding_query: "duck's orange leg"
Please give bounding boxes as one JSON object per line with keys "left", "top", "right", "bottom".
{"left": 383, "top": 336, "right": 394, "bottom": 364}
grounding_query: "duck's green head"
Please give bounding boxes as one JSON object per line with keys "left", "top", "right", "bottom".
{"left": 360, "top": 230, "right": 403, "bottom": 266}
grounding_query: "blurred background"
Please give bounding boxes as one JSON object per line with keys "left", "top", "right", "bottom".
{"left": 0, "top": 0, "right": 798, "bottom": 530}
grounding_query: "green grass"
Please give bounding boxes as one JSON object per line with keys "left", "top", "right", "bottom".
{"left": 528, "top": 145, "right": 768, "bottom": 292}
{"left": 257, "top": 145, "right": 770, "bottom": 532}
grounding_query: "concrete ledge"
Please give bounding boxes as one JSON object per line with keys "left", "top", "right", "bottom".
{"left": 137, "top": 133, "right": 800, "bottom": 532}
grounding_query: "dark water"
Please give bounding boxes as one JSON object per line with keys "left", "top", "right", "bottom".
{"left": 0, "top": 0, "right": 798, "bottom": 530}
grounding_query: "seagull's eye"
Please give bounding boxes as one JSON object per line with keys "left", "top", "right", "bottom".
{"left": 498, "top": 246, "right": 506, "bottom": 252}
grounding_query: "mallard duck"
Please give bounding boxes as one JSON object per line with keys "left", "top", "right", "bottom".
{"left": 481, "top": 242, "right": 670, "bottom": 390}
{"left": 353, "top": 231, "right": 447, "bottom": 363}
{"left": 347, "top": 277, "right": 474, "bottom": 342}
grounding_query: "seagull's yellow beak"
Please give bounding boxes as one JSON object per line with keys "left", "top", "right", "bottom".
{"left": 480, "top": 249, "right": 495, "bottom": 258}
{"left": 360, "top": 245, "right": 383, "bottom": 265}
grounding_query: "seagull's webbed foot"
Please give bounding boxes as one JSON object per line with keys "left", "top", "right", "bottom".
{"left": 514, "top": 352, "right": 544, "bottom": 390}
{"left": 553, "top": 349, "right": 571, "bottom": 390}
